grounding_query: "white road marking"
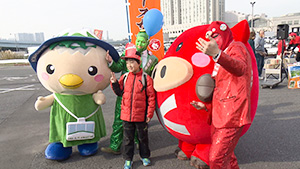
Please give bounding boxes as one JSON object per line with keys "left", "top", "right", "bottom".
{"left": 0, "top": 85, "right": 36, "bottom": 94}
{"left": 0, "top": 76, "right": 28, "bottom": 81}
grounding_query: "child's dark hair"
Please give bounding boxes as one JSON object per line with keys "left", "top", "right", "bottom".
{"left": 125, "top": 51, "right": 141, "bottom": 64}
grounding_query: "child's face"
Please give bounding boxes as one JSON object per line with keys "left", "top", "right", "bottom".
{"left": 126, "top": 59, "right": 141, "bottom": 73}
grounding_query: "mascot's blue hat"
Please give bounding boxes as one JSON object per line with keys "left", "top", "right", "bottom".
{"left": 28, "top": 29, "right": 120, "bottom": 71}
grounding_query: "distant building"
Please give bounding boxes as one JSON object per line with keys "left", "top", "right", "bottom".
{"left": 224, "top": 11, "right": 272, "bottom": 31}
{"left": 224, "top": 11, "right": 248, "bottom": 28}
{"left": 161, "top": 0, "right": 225, "bottom": 40}
{"left": 271, "top": 13, "right": 300, "bottom": 34}
{"left": 17, "top": 33, "right": 35, "bottom": 42}
{"left": 251, "top": 14, "right": 272, "bottom": 31}
{"left": 224, "top": 11, "right": 300, "bottom": 35}
{"left": 16, "top": 32, "right": 45, "bottom": 43}
{"left": 34, "top": 33, "right": 45, "bottom": 43}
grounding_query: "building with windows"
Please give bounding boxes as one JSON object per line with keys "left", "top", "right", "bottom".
{"left": 250, "top": 13, "right": 272, "bottom": 31}
{"left": 161, "top": 1, "right": 300, "bottom": 42}
{"left": 224, "top": 11, "right": 300, "bottom": 35}
{"left": 161, "top": 0, "right": 225, "bottom": 41}
{"left": 16, "top": 32, "right": 45, "bottom": 43}
{"left": 271, "top": 13, "right": 300, "bottom": 34}
{"left": 224, "top": 11, "right": 248, "bottom": 28}
{"left": 17, "top": 33, "right": 35, "bottom": 42}
{"left": 34, "top": 33, "right": 45, "bottom": 43}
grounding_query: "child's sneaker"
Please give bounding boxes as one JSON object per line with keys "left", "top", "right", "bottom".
{"left": 124, "top": 160, "right": 132, "bottom": 169}
{"left": 141, "top": 158, "right": 151, "bottom": 166}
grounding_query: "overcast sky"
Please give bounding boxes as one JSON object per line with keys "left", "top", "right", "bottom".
{"left": 0, "top": 0, "right": 299, "bottom": 41}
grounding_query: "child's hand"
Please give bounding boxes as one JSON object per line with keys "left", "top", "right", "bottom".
{"left": 110, "top": 72, "right": 117, "bottom": 83}
{"left": 106, "top": 50, "right": 113, "bottom": 63}
{"left": 146, "top": 117, "right": 151, "bottom": 123}
{"left": 190, "top": 100, "right": 207, "bottom": 111}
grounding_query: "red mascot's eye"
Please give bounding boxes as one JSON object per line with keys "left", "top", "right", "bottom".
{"left": 161, "top": 65, "right": 166, "bottom": 78}
{"left": 176, "top": 42, "right": 183, "bottom": 52}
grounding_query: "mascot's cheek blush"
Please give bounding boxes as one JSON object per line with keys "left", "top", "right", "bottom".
{"left": 42, "top": 72, "right": 50, "bottom": 81}
{"left": 191, "top": 53, "right": 210, "bottom": 68}
{"left": 94, "top": 74, "right": 104, "bottom": 82}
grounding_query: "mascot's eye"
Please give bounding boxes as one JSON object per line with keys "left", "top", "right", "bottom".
{"left": 46, "top": 64, "right": 55, "bottom": 74}
{"left": 88, "top": 66, "right": 98, "bottom": 76}
{"left": 176, "top": 42, "right": 183, "bottom": 52}
{"left": 161, "top": 65, "right": 167, "bottom": 78}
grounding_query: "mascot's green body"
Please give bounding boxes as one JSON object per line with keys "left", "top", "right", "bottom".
{"left": 49, "top": 94, "right": 106, "bottom": 147}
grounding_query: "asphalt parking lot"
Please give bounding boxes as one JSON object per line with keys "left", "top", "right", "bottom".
{"left": 0, "top": 65, "right": 299, "bottom": 169}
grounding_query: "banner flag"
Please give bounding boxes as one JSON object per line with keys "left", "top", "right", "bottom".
{"left": 94, "top": 29, "right": 103, "bottom": 40}
{"left": 126, "top": 0, "right": 164, "bottom": 60}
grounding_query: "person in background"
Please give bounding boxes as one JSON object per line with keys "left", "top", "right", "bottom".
{"left": 193, "top": 21, "right": 252, "bottom": 169}
{"left": 277, "top": 39, "right": 287, "bottom": 57}
{"left": 255, "top": 30, "right": 266, "bottom": 79}
{"left": 287, "top": 32, "right": 300, "bottom": 62}
{"left": 102, "top": 30, "right": 158, "bottom": 155}
{"left": 248, "top": 30, "right": 256, "bottom": 55}
{"left": 110, "top": 43, "right": 155, "bottom": 169}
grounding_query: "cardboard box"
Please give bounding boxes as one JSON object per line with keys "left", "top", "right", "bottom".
{"left": 264, "top": 64, "right": 280, "bottom": 69}
{"left": 266, "top": 59, "right": 280, "bottom": 65}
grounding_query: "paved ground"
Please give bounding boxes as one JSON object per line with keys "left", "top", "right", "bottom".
{"left": 0, "top": 65, "right": 299, "bottom": 169}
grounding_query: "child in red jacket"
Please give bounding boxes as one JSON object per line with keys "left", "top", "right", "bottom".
{"left": 110, "top": 43, "right": 156, "bottom": 169}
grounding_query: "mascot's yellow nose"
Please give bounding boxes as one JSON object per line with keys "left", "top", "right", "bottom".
{"left": 59, "top": 74, "right": 83, "bottom": 89}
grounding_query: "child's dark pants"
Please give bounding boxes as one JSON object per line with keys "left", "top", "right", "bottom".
{"left": 123, "top": 121, "right": 150, "bottom": 161}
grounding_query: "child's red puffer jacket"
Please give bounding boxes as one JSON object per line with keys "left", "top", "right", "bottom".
{"left": 111, "top": 70, "right": 156, "bottom": 122}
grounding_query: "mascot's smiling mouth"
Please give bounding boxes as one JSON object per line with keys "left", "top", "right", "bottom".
{"left": 157, "top": 94, "right": 190, "bottom": 135}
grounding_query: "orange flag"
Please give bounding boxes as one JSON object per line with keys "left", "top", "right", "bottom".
{"left": 126, "top": 0, "right": 164, "bottom": 60}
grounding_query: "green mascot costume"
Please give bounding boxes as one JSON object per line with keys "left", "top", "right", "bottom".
{"left": 28, "top": 28, "right": 119, "bottom": 160}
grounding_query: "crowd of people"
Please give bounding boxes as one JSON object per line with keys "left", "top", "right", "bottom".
{"left": 249, "top": 30, "right": 300, "bottom": 80}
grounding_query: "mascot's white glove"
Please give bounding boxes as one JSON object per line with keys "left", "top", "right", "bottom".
{"left": 93, "top": 90, "right": 106, "bottom": 105}
{"left": 35, "top": 94, "right": 54, "bottom": 111}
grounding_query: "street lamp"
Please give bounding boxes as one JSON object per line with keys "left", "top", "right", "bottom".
{"left": 14, "top": 34, "right": 19, "bottom": 52}
{"left": 250, "top": 1, "right": 256, "bottom": 30}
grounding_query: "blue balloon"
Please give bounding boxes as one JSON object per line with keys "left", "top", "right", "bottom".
{"left": 143, "top": 9, "right": 164, "bottom": 37}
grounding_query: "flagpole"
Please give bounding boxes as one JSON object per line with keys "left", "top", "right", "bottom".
{"left": 125, "top": 0, "right": 131, "bottom": 42}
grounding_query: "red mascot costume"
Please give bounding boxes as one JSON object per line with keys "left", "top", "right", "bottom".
{"left": 152, "top": 20, "right": 258, "bottom": 169}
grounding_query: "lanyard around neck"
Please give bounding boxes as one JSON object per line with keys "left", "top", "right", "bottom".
{"left": 54, "top": 94, "right": 99, "bottom": 121}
